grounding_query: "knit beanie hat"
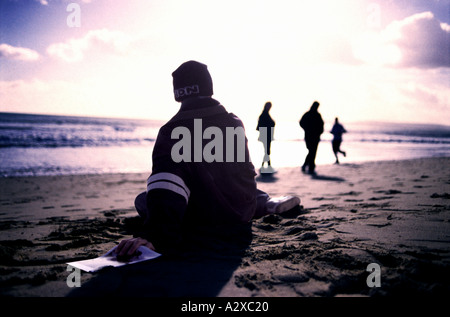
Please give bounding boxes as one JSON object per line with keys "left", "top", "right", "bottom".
{"left": 172, "top": 61, "right": 213, "bottom": 102}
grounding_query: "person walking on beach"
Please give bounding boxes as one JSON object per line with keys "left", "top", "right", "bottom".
{"left": 299, "top": 101, "right": 324, "bottom": 174}
{"left": 330, "top": 117, "right": 347, "bottom": 164}
{"left": 256, "top": 101, "right": 275, "bottom": 171}
{"left": 116, "top": 61, "right": 300, "bottom": 256}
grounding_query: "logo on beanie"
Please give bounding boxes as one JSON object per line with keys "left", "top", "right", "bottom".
{"left": 174, "top": 85, "right": 200, "bottom": 100}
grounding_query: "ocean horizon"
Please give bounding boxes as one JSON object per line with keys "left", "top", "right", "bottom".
{"left": 1, "top": 111, "right": 449, "bottom": 177}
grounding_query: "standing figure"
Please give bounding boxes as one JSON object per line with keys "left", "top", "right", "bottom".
{"left": 256, "top": 101, "right": 275, "bottom": 172}
{"left": 330, "top": 117, "right": 347, "bottom": 164}
{"left": 299, "top": 101, "right": 324, "bottom": 174}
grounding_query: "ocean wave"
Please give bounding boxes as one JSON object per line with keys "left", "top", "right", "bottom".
{"left": 357, "top": 137, "right": 450, "bottom": 145}
{"left": 1, "top": 112, "right": 450, "bottom": 149}
{"left": 0, "top": 136, "right": 156, "bottom": 148}
{"left": 0, "top": 112, "right": 160, "bottom": 148}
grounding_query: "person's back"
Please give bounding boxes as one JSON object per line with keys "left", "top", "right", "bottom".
{"left": 153, "top": 96, "right": 258, "bottom": 225}
{"left": 300, "top": 102, "right": 324, "bottom": 142}
{"left": 331, "top": 118, "right": 346, "bottom": 141}
{"left": 257, "top": 102, "right": 275, "bottom": 133}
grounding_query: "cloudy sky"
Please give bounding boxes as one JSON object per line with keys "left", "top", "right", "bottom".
{"left": 0, "top": 0, "right": 449, "bottom": 125}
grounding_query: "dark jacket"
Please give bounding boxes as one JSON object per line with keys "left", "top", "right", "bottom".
{"left": 256, "top": 110, "right": 275, "bottom": 144}
{"left": 300, "top": 109, "right": 324, "bottom": 144}
{"left": 256, "top": 110, "right": 275, "bottom": 132}
{"left": 331, "top": 122, "right": 346, "bottom": 141}
{"left": 145, "top": 97, "right": 257, "bottom": 251}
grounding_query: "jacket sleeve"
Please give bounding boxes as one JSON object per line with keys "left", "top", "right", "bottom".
{"left": 299, "top": 113, "right": 306, "bottom": 129}
{"left": 319, "top": 115, "right": 324, "bottom": 134}
{"left": 143, "top": 127, "right": 190, "bottom": 252}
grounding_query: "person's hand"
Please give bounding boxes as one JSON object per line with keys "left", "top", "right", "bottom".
{"left": 115, "top": 237, "right": 155, "bottom": 257}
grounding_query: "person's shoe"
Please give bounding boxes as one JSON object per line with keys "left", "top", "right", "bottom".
{"left": 266, "top": 196, "right": 301, "bottom": 214}
{"left": 261, "top": 165, "right": 276, "bottom": 174}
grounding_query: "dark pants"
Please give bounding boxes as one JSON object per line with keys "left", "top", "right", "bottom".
{"left": 134, "top": 189, "right": 272, "bottom": 223}
{"left": 332, "top": 139, "right": 341, "bottom": 153}
{"left": 264, "top": 139, "right": 272, "bottom": 156}
{"left": 303, "top": 139, "right": 319, "bottom": 172}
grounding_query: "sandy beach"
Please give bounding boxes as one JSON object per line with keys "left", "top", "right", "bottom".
{"left": 0, "top": 157, "right": 449, "bottom": 298}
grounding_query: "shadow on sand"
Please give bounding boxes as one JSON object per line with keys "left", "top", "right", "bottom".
{"left": 256, "top": 172, "right": 278, "bottom": 183}
{"left": 308, "top": 172, "right": 346, "bottom": 182}
{"left": 68, "top": 223, "right": 252, "bottom": 297}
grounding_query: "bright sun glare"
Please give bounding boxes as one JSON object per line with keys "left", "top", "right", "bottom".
{"left": 1, "top": 0, "right": 449, "bottom": 126}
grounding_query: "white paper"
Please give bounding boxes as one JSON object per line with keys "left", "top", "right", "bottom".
{"left": 67, "top": 246, "right": 161, "bottom": 272}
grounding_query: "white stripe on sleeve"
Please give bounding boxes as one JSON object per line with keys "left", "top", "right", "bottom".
{"left": 146, "top": 172, "right": 190, "bottom": 203}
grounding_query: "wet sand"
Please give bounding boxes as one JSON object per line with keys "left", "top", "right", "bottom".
{"left": 0, "top": 157, "right": 449, "bottom": 297}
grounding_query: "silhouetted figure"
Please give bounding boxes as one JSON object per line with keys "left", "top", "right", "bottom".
{"left": 299, "top": 101, "right": 324, "bottom": 174}
{"left": 330, "top": 117, "right": 347, "bottom": 164}
{"left": 256, "top": 101, "right": 275, "bottom": 170}
{"left": 114, "top": 61, "right": 300, "bottom": 256}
